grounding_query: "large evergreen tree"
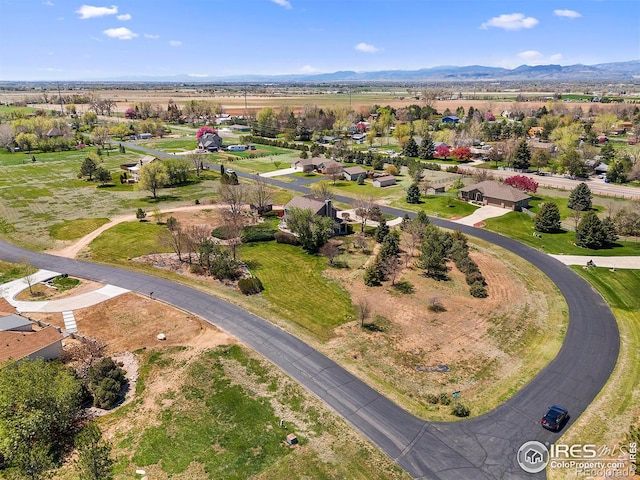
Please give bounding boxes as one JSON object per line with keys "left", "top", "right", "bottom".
{"left": 418, "top": 135, "right": 435, "bottom": 160}
{"left": 402, "top": 136, "right": 419, "bottom": 157}
{"left": 568, "top": 182, "right": 593, "bottom": 211}
{"left": 75, "top": 423, "right": 114, "bottom": 480}
{"left": 375, "top": 217, "right": 390, "bottom": 243}
{"left": 534, "top": 202, "right": 561, "bottom": 233}
{"left": 575, "top": 211, "right": 606, "bottom": 249}
{"left": 512, "top": 139, "right": 531, "bottom": 170}
{"left": 406, "top": 183, "right": 421, "bottom": 204}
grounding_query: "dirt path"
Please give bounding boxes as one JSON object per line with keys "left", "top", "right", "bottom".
{"left": 47, "top": 204, "right": 227, "bottom": 259}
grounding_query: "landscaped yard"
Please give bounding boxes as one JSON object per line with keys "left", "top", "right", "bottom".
{"left": 551, "top": 268, "right": 640, "bottom": 480}
{"left": 484, "top": 211, "right": 640, "bottom": 256}
{"left": 391, "top": 194, "right": 479, "bottom": 219}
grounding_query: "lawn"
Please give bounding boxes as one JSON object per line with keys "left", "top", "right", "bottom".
{"left": 140, "top": 139, "right": 197, "bottom": 152}
{"left": 88, "top": 221, "right": 168, "bottom": 263}
{"left": 328, "top": 179, "right": 404, "bottom": 199}
{"left": 240, "top": 241, "right": 354, "bottom": 341}
{"left": 49, "top": 218, "right": 111, "bottom": 241}
{"left": 391, "top": 194, "right": 479, "bottom": 219}
{"left": 484, "top": 211, "right": 640, "bottom": 256}
{"left": 100, "top": 345, "right": 408, "bottom": 480}
{"left": 551, "top": 268, "right": 640, "bottom": 479}
{"left": 0, "top": 147, "right": 221, "bottom": 250}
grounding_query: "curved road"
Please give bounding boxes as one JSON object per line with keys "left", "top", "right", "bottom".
{"left": 2, "top": 150, "right": 621, "bottom": 479}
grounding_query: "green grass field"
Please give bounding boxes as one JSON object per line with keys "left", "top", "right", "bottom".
{"left": 391, "top": 194, "right": 479, "bottom": 219}
{"left": 49, "top": 217, "right": 111, "bottom": 241}
{"left": 240, "top": 241, "right": 354, "bottom": 341}
{"left": 101, "top": 345, "right": 409, "bottom": 480}
{"left": 551, "top": 268, "right": 640, "bottom": 479}
{"left": 484, "top": 211, "right": 640, "bottom": 256}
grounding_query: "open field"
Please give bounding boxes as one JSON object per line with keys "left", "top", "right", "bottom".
{"left": 23, "top": 291, "right": 408, "bottom": 480}
{"left": 550, "top": 268, "right": 640, "bottom": 480}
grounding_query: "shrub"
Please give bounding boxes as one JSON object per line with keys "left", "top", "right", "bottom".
{"left": 446, "top": 165, "right": 459, "bottom": 173}
{"left": 238, "top": 277, "right": 264, "bottom": 295}
{"left": 190, "top": 264, "right": 205, "bottom": 275}
{"left": 465, "top": 271, "right": 486, "bottom": 286}
{"left": 87, "top": 357, "right": 126, "bottom": 409}
{"left": 274, "top": 231, "right": 299, "bottom": 245}
{"left": 392, "top": 281, "right": 414, "bottom": 294}
{"left": 439, "top": 392, "right": 452, "bottom": 406}
{"left": 452, "top": 403, "right": 470, "bottom": 417}
{"left": 469, "top": 283, "right": 488, "bottom": 298}
{"left": 242, "top": 226, "right": 277, "bottom": 243}
{"left": 211, "top": 227, "right": 233, "bottom": 240}
{"left": 426, "top": 393, "right": 439, "bottom": 404}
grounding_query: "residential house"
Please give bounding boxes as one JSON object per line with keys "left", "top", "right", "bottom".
{"left": 316, "top": 159, "right": 342, "bottom": 174}
{"left": 458, "top": 181, "right": 531, "bottom": 211}
{"left": 0, "top": 314, "right": 64, "bottom": 363}
{"left": 45, "top": 126, "right": 64, "bottom": 138}
{"left": 120, "top": 155, "right": 160, "bottom": 182}
{"left": 343, "top": 166, "right": 367, "bottom": 181}
{"left": 291, "top": 157, "right": 321, "bottom": 173}
{"left": 199, "top": 132, "right": 223, "bottom": 152}
{"left": 214, "top": 113, "right": 232, "bottom": 125}
{"left": 372, "top": 175, "right": 397, "bottom": 187}
{"left": 529, "top": 126, "right": 544, "bottom": 138}
{"left": 283, "top": 195, "right": 348, "bottom": 234}
{"left": 441, "top": 115, "right": 460, "bottom": 124}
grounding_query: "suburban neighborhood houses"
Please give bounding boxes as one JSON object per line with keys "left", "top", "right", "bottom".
{"left": 1, "top": 1, "right": 640, "bottom": 476}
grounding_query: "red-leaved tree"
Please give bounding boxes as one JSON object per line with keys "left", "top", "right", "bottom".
{"left": 452, "top": 147, "right": 472, "bottom": 161}
{"left": 124, "top": 107, "right": 136, "bottom": 119}
{"left": 485, "top": 112, "right": 496, "bottom": 121}
{"left": 504, "top": 175, "right": 539, "bottom": 193}
{"left": 196, "top": 125, "right": 217, "bottom": 141}
{"left": 435, "top": 145, "right": 451, "bottom": 158}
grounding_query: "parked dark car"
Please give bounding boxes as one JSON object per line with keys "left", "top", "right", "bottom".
{"left": 541, "top": 405, "right": 569, "bottom": 431}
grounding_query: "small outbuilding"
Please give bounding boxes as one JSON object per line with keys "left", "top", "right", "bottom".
{"left": 372, "top": 175, "right": 397, "bottom": 188}
{"left": 343, "top": 166, "right": 367, "bottom": 181}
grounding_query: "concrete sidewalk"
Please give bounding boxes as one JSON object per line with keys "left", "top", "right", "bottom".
{"left": 549, "top": 255, "right": 640, "bottom": 269}
{"left": 1, "top": 270, "right": 130, "bottom": 313}
{"left": 451, "top": 205, "right": 511, "bottom": 226}
{"left": 259, "top": 166, "right": 302, "bottom": 177}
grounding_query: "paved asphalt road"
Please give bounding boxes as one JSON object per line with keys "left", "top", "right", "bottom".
{"left": 7, "top": 144, "right": 620, "bottom": 479}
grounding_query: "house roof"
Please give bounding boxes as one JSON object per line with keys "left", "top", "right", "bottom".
{"left": 317, "top": 159, "right": 342, "bottom": 170}
{"left": 374, "top": 175, "right": 396, "bottom": 184}
{"left": 284, "top": 195, "right": 328, "bottom": 215}
{"left": 0, "top": 325, "right": 63, "bottom": 363}
{"left": 293, "top": 157, "right": 321, "bottom": 167}
{"left": 45, "top": 126, "right": 64, "bottom": 137}
{"left": 0, "top": 314, "right": 32, "bottom": 331}
{"left": 343, "top": 166, "right": 367, "bottom": 175}
{"left": 460, "top": 181, "right": 531, "bottom": 202}
{"left": 0, "top": 298, "right": 16, "bottom": 316}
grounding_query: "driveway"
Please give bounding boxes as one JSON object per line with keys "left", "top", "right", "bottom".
{"left": 452, "top": 205, "right": 512, "bottom": 226}
{"left": 259, "top": 166, "right": 301, "bottom": 177}
{"left": 549, "top": 255, "right": 640, "bottom": 269}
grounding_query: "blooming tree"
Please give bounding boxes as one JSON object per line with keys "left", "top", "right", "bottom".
{"left": 196, "top": 125, "right": 217, "bottom": 141}
{"left": 124, "top": 107, "right": 136, "bottom": 119}
{"left": 435, "top": 145, "right": 451, "bottom": 158}
{"left": 451, "top": 147, "right": 472, "bottom": 161}
{"left": 504, "top": 175, "right": 539, "bottom": 193}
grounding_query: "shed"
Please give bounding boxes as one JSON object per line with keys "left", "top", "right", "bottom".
{"left": 372, "top": 175, "right": 397, "bottom": 188}
{"left": 285, "top": 433, "right": 298, "bottom": 445}
{"left": 343, "top": 166, "right": 367, "bottom": 181}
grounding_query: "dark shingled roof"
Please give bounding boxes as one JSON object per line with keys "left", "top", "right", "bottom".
{"left": 460, "top": 181, "right": 531, "bottom": 202}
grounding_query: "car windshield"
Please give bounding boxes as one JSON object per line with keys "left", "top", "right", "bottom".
{"left": 545, "top": 408, "right": 563, "bottom": 421}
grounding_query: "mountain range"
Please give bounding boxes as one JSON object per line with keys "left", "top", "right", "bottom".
{"left": 98, "top": 60, "right": 640, "bottom": 83}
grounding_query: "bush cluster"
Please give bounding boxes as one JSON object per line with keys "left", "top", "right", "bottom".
{"left": 87, "top": 357, "right": 126, "bottom": 409}
{"left": 238, "top": 277, "right": 264, "bottom": 295}
{"left": 241, "top": 224, "right": 277, "bottom": 243}
{"left": 452, "top": 403, "right": 471, "bottom": 417}
{"left": 274, "top": 231, "right": 299, "bottom": 245}
{"left": 449, "top": 232, "right": 488, "bottom": 298}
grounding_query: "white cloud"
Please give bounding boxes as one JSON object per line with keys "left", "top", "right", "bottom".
{"left": 103, "top": 27, "right": 137, "bottom": 40}
{"left": 300, "top": 65, "right": 319, "bottom": 74}
{"left": 481, "top": 13, "right": 539, "bottom": 30}
{"left": 76, "top": 5, "right": 118, "bottom": 19}
{"left": 549, "top": 53, "right": 563, "bottom": 62}
{"left": 188, "top": 73, "right": 208, "bottom": 78}
{"left": 554, "top": 9, "right": 581, "bottom": 19}
{"left": 518, "top": 50, "right": 543, "bottom": 61}
{"left": 169, "top": 40, "right": 182, "bottom": 47}
{"left": 144, "top": 33, "right": 159, "bottom": 39}
{"left": 117, "top": 13, "right": 131, "bottom": 21}
{"left": 43, "top": 1, "right": 54, "bottom": 6}
{"left": 355, "top": 42, "right": 378, "bottom": 53}
{"left": 271, "top": 0, "right": 291, "bottom": 9}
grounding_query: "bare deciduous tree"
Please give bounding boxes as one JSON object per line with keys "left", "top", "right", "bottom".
{"left": 20, "top": 258, "right": 37, "bottom": 296}
{"left": 158, "top": 226, "right": 187, "bottom": 262}
{"left": 310, "top": 180, "right": 334, "bottom": 201}
{"left": 354, "top": 195, "right": 377, "bottom": 233}
{"left": 250, "top": 175, "right": 273, "bottom": 214}
{"left": 357, "top": 300, "right": 371, "bottom": 328}
{"left": 320, "top": 240, "right": 340, "bottom": 265}
{"left": 219, "top": 183, "right": 246, "bottom": 216}
{"left": 186, "top": 153, "right": 208, "bottom": 178}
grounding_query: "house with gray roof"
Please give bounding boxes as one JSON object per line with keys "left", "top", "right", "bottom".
{"left": 372, "top": 175, "right": 397, "bottom": 187}
{"left": 283, "top": 195, "right": 348, "bottom": 235}
{"left": 343, "top": 166, "right": 367, "bottom": 181}
{"left": 459, "top": 181, "right": 531, "bottom": 211}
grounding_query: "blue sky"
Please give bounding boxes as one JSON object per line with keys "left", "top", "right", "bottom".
{"left": 0, "top": 0, "right": 638, "bottom": 80}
